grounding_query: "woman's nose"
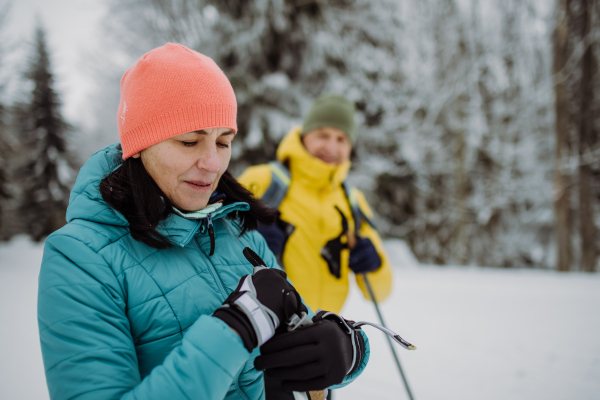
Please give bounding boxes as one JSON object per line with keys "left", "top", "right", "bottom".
{"left": 196, "top": 145, "right": 220, "bottom": 173}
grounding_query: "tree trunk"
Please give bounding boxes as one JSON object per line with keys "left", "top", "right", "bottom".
{"left": 553, "top": 0, "right": 572, "bottom": 272}
{"left": 453, "top": 94, "right": 469, "bottom": 265}
{"left": 454, "top": 131, "right": 468, "bottom": 265}
{"left": 578, "top": 0, "right": 597, "bottom": 272}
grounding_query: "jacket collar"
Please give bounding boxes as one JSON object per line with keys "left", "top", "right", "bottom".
{"left": 159, "top": 202, "right": 249, "bottom": 247}
{"left": 276, "top": 127, "right": 351, "bottom": 191}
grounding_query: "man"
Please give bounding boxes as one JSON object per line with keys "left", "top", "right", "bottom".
{"left": 238, "top": 94, "right": 392, "bottom": 315}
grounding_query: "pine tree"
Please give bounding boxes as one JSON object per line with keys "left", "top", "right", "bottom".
{"left": 0, "top": 3, "right": 12, "bottom": 238}
{"left": 0, "top": 100, "right": 10, "bottom": 219}
{"left": 14, "top": 27, "right": 76, "bottom": 241}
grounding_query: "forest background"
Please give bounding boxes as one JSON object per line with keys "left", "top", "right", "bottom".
{"left": 0, "top": 0, "right": 599, "bottom": 273}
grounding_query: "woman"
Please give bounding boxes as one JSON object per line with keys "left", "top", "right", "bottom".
{"left": 37, "top": 44, "right": 369, "bottom": 400}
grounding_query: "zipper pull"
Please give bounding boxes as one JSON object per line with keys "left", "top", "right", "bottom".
{"left": 207, "top": 213, "right": 215, "bottom": 256}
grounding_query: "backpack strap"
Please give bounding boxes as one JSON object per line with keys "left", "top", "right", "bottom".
{"left": 342, "top": 182, "right": 377, "bottom": 235}
{"left": 262, "top": 161, "right": 376, "bottom": 234}
{"left": 261, "top": 161, "right": 291, "bottom": 209}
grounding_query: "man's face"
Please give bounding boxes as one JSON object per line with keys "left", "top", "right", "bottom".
{"left": 301, "top": 127, "right": 352, "bottom": 165}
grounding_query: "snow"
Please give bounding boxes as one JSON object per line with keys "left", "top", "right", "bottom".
{"left": 1, "top": 237, "right": 599, "bottom": 400}
{"left": 0, "top": 236, "right": 48, "bottom": 400}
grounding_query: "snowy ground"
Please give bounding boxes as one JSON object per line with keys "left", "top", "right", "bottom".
{"left": 1, "top": 237, "right": 599, "bottom": 400}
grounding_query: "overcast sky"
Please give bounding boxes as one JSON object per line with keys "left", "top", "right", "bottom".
{"left": 5, "top": 0, "right": 106, "bottom": 128}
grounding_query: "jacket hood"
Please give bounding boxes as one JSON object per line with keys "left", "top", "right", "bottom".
{"left": 67, "top": 143, "right": 129, "bottom": 227}
{"left": 66, "top": 143, "right": 248, "bottom": 247}
{"left": 276, "top": 127, "right": 351, "bottom": 190}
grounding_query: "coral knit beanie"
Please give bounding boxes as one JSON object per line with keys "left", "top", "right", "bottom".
{"left": 117, "top": 43, "right": 237, "bottom": 159}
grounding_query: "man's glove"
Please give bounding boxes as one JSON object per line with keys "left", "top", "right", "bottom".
{"left": 213, "top": 248, "right": 307, "bottom": 352}
{"left": 255, "top": 310, "right": 366, "bottom": 391}
{"left": 349, "top": 237, "right": 381, "bottom": 274}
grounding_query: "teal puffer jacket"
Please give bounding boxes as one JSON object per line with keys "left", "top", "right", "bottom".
{"left": 38, "top": 143, "right": 369, "bottom": 400}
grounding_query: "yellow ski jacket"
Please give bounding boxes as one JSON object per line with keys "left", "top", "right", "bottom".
{"left": 238, "top": 127, "right": 392, "bottom": 313}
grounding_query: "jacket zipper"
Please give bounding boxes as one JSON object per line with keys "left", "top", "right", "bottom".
{"left": 207, "top": 213, "right": 215, "bottom": 256}
{"left": 194, "top": 214, "right": 252, "bottom": 399}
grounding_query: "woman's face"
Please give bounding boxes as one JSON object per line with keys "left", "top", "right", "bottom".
{"left": 132, "top": 127, "right": 234, "bottom": 212}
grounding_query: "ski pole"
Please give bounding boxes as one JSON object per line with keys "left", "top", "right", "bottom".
{"left": 362, "top": 274, "right": 415, "bottom": 400}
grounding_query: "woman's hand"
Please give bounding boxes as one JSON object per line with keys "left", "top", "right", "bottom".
{"left": 254, "top": 311, "right": 366, "bottom": 391}
{"left": 213, "top": 247, "right": 307, "bottom": 351}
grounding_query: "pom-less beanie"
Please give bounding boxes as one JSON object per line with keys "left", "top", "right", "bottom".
{"left": 301, "top": 94, "right": 357, "bottom": 144}
{"left": 117, "top": 43, "right": 237, "bottom": 159}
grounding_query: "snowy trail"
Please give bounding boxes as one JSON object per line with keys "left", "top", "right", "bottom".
{"left": 338, "top": 240, "right": 600, "bottom": 400}
{"left": 1, "top": 237, "right": 599, "bottom": 400}
{"left": 0, "top": 237, "right": 49, "bottom": 400}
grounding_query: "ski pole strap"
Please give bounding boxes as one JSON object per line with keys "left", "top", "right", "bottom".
{"left": 342, "top": 182, "right": 377, "bottom": 235}
{"left": 287, "top": 311, "right": 312, "bottom": 331}
{"left": 313, "top": 310, "right": 366, "bottom": 376}
{"left": 353, "top": 321, "right": 416, "bottom": 350}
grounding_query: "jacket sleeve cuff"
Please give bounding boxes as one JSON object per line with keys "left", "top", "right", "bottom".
{"left": 189, "top": 315, "right": 251, "bottom": 371}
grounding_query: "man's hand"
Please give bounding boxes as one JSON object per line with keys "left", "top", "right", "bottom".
{"left": 348, "top": 237, "right": 381, "bottom": 274}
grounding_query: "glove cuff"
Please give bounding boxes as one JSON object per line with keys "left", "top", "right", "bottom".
{"left": 214, "top": 275, "right": 280, "bottom": 351}
{"left": 213, "top": 306, "right": 257, "bottom": 352}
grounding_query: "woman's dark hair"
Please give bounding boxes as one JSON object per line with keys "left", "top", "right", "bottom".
{"left": 99, "top": 157, "right": 276, "bottom": 249}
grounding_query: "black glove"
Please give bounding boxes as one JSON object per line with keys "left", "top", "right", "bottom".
{"left": 255, "top": 310, "right": 366, "bottom": 391}
{"left": 214, "top": 248, "right": 307, "bottom": 352}
{"left": 349, "top": 237, "right": 381, "bottom": 274}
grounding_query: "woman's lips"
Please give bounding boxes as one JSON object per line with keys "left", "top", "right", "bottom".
{"left": 185, "top": 180, "right": 213, "bottom": 192}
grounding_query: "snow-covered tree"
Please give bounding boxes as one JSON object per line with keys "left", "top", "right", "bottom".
{"left": 94, "top": 0, "right": 405, "bottom": 172}
{"left": 85, "top": 0, "right": 598, "bottom": 270}
{"left": 355, "top": 0, "right": 556, "bottom": 268}
{"left": 0, "top": 2, "right": 12, "bottom": 237}
{"left": 13, "top": 27, "right": 77, "bottom": 241}
{"left": 553, "top": 0, "right": 600, "bottom": 272}
{"left": 0, "top": 100, "right": 10, "bottom": 232}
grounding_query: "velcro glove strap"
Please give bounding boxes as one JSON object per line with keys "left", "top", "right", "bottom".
{"left": 215, "top": 247, "right": 308, "bottom": 352}
{"left": 218, "top": 274, "right": 280, "bottom": 347}
{"left": 233, "top": 275, "right": 279, "bottom": 345}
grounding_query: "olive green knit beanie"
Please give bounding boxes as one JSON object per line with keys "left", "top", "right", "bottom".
{"left": 301, "top": 94, "right": 356, "bottom": 144}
